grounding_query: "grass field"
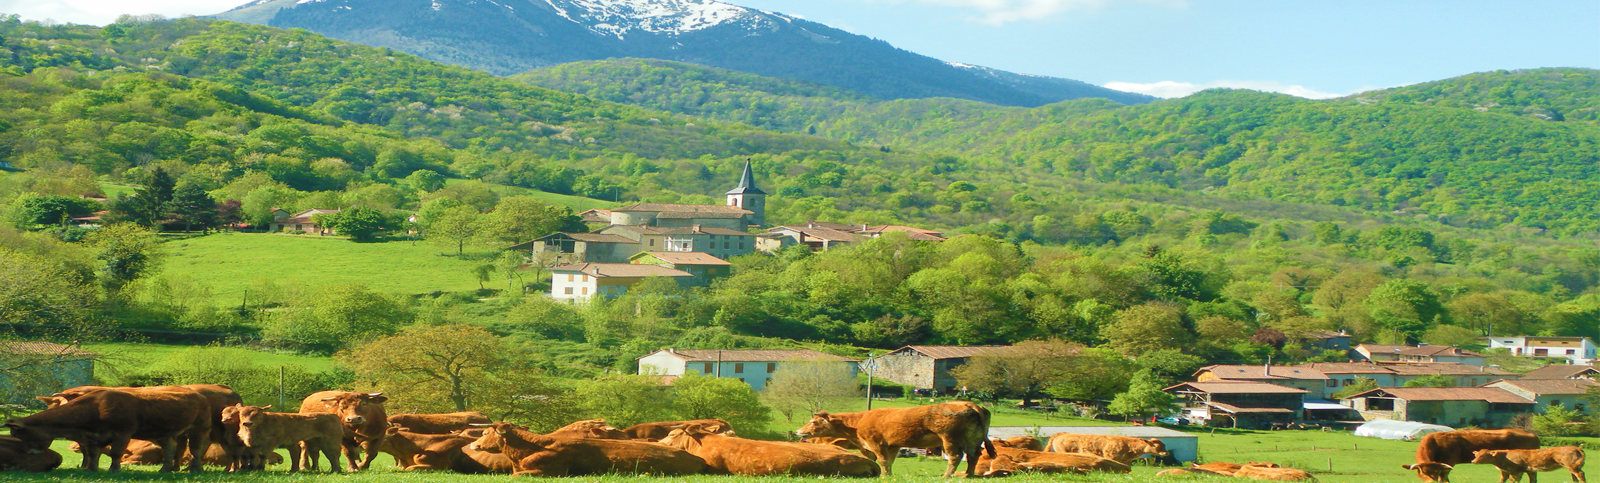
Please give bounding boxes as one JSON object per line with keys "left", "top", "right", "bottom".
{"left": 81, "top": 342, "right": 339, "bottom": 383}
{"left": 449, "top": 179, "right": 616, "bottom": 212}
{"left": 158, "top": 233, "right": 493, "bottom": 305}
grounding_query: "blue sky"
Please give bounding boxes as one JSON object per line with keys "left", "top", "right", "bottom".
{"left": 5, "top": 0, "right": 1597, "bottom": 98}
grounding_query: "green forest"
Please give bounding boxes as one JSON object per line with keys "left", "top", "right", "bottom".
{"left": 5, "top": 15, "right": 1600, "bottom": 418}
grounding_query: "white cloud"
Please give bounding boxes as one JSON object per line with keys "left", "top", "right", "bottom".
{"left": 876, "top": 0, "right": 1183, "bottom": 24}
{"left": 1102, "top": 80, "right": 1372, "bottom": 100}
{"left": 0, "top": 0, "right": 251, "bottom": 26}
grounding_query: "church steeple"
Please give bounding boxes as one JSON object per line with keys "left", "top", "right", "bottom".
{"left": 725, "top": 160, "right": 766, "bottom": 227}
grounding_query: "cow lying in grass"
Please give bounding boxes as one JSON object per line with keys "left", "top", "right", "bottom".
{"left": 624, "top": 419, "right": 732, "bottom": 441}
{"left": 378, "top": 426, "right": 497, "bottom": 473}
{"left": 387, "top": 412, "right": 492, "bottom": 435}
{"left": 975, "top": 443, "right": 1129, "bottom": 476}
{"left": 467, "top": 422, "right": 705, "bottom": 476}
{"left": 0, "top": 435, "right": 61, "bottom": 473}
{"left": 658, "top": 426, "right": 878, "bottom": 477}
{"left": 1047, "top": 433, "right": 1171, "bottom": 465}
{"left": 1234, "top": 464, "right": 1316, "bottom": 481}
{"left": 1471, "top": 446, "right": 1586, "bottom": 483}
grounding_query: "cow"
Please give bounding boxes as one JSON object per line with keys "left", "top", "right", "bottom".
{"left": 387, "top": 412, "right": 492, "bottom": 435}
{"left": 543, "top": 419, "right": 632, "bottom": 439}
{"left": 623, "top": 419, "right": 733, "bottom": 440}
{"left": 68, "top": 439, "right": 283, "bottom": 468}
{"left": 452, "top": 428, "right": 516, "bottom": 473}
{"left": 1191, "top": 461, "right": 1281, "bottom": 476}
{"left": 466, "top": 421, "right": 705, "bottom": 476}
{"left": 298, "top": 391, "right": 388, "bottom": 471}
{"left": 377, "top": 426, "right": 494, "bottom": 473}
{"left": 180, "top": 384, "right": 249, "bottom": 471}
{"left": 982, "top": 454, "right": 1089, "bottom": 477}
{"left": 1046, "top": 433, "right": 1170, "bottom": 464}
{"left": 1404, "top": 429, "right": 1541, "bottom": 482}
{"left": 234, "top": 404, "right": 344, "bottom": 473}
{"left": 991, "top": 436, "right": 1046, "bottom": 451}
{"left": 657, "top": 426, "right": 879, "bottom": 477}
{"left": 1234, "top": 464, "right": 1317, "bottom": 481}
{"left": 794, "top": 401, "right": 996, "bottom": 477}
{"left": 1155, "top": 467, "right": 1230, "bottom": 477}
{"left": 6, "top": 386, "right": 210, "bottom": 473}
{"left": 1471, "top": 447, "right": 1586, "bottom": 483}
{"left": 976, "top": 445, "right": 1130, "bottom": 475}
{"left": 0, "top": 435, "right": 61, "bottom": 473}
{"left": 806, "top": 437, "right": 860, "bottom": 451}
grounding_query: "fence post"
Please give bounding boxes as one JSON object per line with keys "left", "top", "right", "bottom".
{"left": 278, "top": 365, "right": 285, "bottom": 407}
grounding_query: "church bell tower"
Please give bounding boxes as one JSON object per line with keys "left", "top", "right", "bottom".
{"left": 725, "top": 160, "right": 766, "bottom": 227}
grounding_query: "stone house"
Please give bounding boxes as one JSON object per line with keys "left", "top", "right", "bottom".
{"left": 1165, "top": 381, "right": 1307, "bottom": 428}
{"left": 869, "top": 345, "right": 1007, "bottom": 393}
{"left": 0, "top": 342, "right": 96, "bottom": 405}
{"left": 628, "top": 251, "right": 732, "bottom": 287}
{"left": 548, "top": 263, "right": 693, "bottom": 300}
{"left": 511, "top": 232, "right": 640, "bottom": 264}
{"left": 1342, "top": 387, "right": 1534, "bottom": 427}
{"left": 1482, "top": 379, "right": 1600, "bottom": 413}
{"left": 635, "top": 348, "right": 859, "bottom": 391}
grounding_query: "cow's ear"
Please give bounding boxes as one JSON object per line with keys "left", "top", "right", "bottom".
{"left": 387, "top": 426, "right": 402, "bottom": 435}
{"left": 494, "top": 425, "right": 511, "bottom": 435}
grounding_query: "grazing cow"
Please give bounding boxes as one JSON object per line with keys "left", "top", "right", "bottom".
{"left": 1405, "top": 429, "right": 1541, "bottom": 482}
{"left": 543, "top": 419, "right": 632, "bottom": 439}
{"left": 991, "top": 436, "right": 1046, "bottom": 451}
{"left": 467, "top": 422, "right": 705, "bottom": 476}
{"left": 982, "top": 454, "right": 1089, "bottom": 477}
{"left": 794, "top": 401, "right": 995, "bottom": 477}
{"left": 387, "top": 412, "right": 492, "bottom": 435}
{"left": 1234, "top": 464, "right": 1317, "bottom": 481}
{"left": 298, "top": 391, "right": 388, "bottom": 471}
{"left": 180, "top": 384, "right": 249, "bottom": 471}
{"left": 976, "top": 445, "right": 1130, "bottom": 475}
{"left": 1471, "top": 447, "right": 1586, "bottom": 483}
{"left": 658, "top": 426, "right": 878, "bottom": 477}
{"left": 378, "top": 426, "right": 494, "bottom": 473}
{"left": 6, "top": 386, "right": 210, "bottom": 473}
{"left": 623, "top": 419, "right": 733, "bottom": 440}
{"left": 1046, "top": 433, "right": 1170, "bottom": 464}
{"left": 234, "top": 405, "right": 344, "bottom": 473}
{"left": 0, "top": 435, "right": 61, "bottom": 473}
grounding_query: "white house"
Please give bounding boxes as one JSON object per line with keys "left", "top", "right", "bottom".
{"left": 636, "top": 349, "right": 860, "bottom": 391}
{"left": 549, "top": 263, "right": 692, "bottom": 300}
{"left": 1488, "top": 336, "right": 1598, "bottom": 364}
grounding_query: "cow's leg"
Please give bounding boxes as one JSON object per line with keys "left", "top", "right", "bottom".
{"left": 80, "top": 438, "right": 103, "bottom": 472}
{"left": 292, "top": 442, "right": 308, "bottom": 472}
{"left": 107, "top": 436, "right": 136, "bottom": 473}
{"left": 340, "top": 435, "right": 363, "bottom": 471}
{"left": 186, "top": 429, "right": 207, "bottom": 473}
{"left": 939, "top": 439, "right": 964, "bottom": 478}
{"left": 872, "top": 445, "right": 899, "bottom": 477}
{"left": 964, "top": 441, "right": 984, "bottom": 477}
{"left": 1572, "top": 465, "right": 1586, "bottom": 483}
{"left": 323, "top": 439, "right": 344, "bottom": 473}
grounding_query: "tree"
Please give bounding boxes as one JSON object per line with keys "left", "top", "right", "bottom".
{"left": 317, "top": 207, "right": 389, "bottom": 242}
{"left": 761, "top": 359, "right": 861, "bottom": 422}
{"left": 1331, "top": 377, "right": 1379, "bottom": 400}
{"left": 1365, "top": 279, "right": 1445, "bottom": 339}
{"left": 0, "top": 249, "right": 96, "bottom": 332}
{"left": 1403, "top": 375, "right": 1456, "bottom": 388}
{"left": 163, "top": 184, "right": 219, "bottom": 233}
{"left": 1045, "top": 348, "right": 1139, "bottom": 401}
{"left": 426, "top": 205, "right": 481, "bottom": 255}
{"left": 90, "top": 223, "right": 163, "bottom": 293}
{"left": 671, "top": 372, "right": 773, "bottom": 435}
{"left": 952, "top": 339, "right": 1081, "bottom": 405}
{"left": 574, "top": 375, "right": 676, "bottom": 428}
{"left": 480, "top": 196, "right": 584, "bottom": 245}
{"left": 1531, "top": 404, "right": 1592, "bottom": 437}
{"left": 262, "top": 283, "right": 411, "bottom": 353}
{"left": 1102, "top": 303, "right": 1191, "bottom": 355}
{"left": 339, "top": 324, "right": 510, "bottom": 412}
{"left": 404, "top": 170, "right": 446, "bottom": 193}
{"left": 1422, "top": 324, "right": 1481, "bottom": 347}
{"left": 9, "top": 195, "right": 97, "bottom": 228}
{"left": 1107, "top": 369, "right": 1175, "bottom": 421}
{"left": 114, "top": 167, "right": 176, "bottom": 227}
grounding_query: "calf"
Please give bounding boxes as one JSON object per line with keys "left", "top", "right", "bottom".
{"left": 806, "top": 437, "right": 860, "bottom": 451}
{"left": 1471, "top": 447, "right": 1586, "bottom": 483}
{"left": 544, "top": 419, "right": 632, "bottom": 439}
{"left": 298, "top": 391, "right": 387, "bottom": 471}
{"left": 387, "top": 412, "right": 492, "bottom": 435}
{"left": 658, "top": 426, "right": 878, "bottom": 477}
{"left": 1407, "top": 429, "right": 1541, "bottom": 482}
{"left": 623, "top": 419, "right": 733, "bottom": 440}
{"left": 467, "top": 422, "right": 705, "bottom": 476}
{"left": 795, "top": 401, "right": 996, "bottom": 477}
{"left": 234, "top": 405, "right": 344, "bottom": 473}
{"left": 1234, "top": 464, "right": 1317, "bottom": 481}
{"left": 1047, "top": 433, "right": 1170, "bottom": 464}
{"left": 0, "top": 435, "right": 61, "bottom": 473}
{"left": 6, "top": 386, "right": 210, "bottom": 473}
{"left": 976, "top": 445, "right": 1130, "bottom": 475}
{"left": 378, "top": 426, "right": 494, "bottom": 473}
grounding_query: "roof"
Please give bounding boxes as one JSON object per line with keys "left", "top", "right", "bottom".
{"left": 725, "top": 160, "right": 766, "bottom": 196}
{"left": 612, "top": 203, "right": 752, "bottom": 215}
{"left": 632, "top": 252, "right": 732, "bottom": 266}
{"left": 1304, "top": 330, "right": 1351, "bottom": 340}
{"left": 273, "top": 208, "right": 341, "bottom": 225}
{"left": 0, "top": 341, "right": 98, "bottom": 357}
{"left": 1487, "top": 379, "right": 1600, "bottom": 395}
{"left": 766, "top": 225, "right": 862, "bottom": 243}
{"left": 1398, "top": 346, "right": 1485, "bottom": 357}
{"left": 1198, "top": 365, "right": 1329, "bottom": 380}
{"left": 508, "top": 232, "right": 639, "bottom": 250}
{"left": 1382, "top": 363, "right": 1515, "bottom": 377}
{"left": 655, "top": 211, "right": 749, "bottom": 219}
{"left": 1521, "top": 365, "right": 1600, "bottom": 380}
{"left": 1296, "top": 362, "right": 1398, "bottom": 375}
{"left": 549, "top": 263, "right": 694, "bottom": 278}
{"left": 579, "top": 209, "right": 613, "bottom": 223}
{"left": 1164, "top": 381, "right": 1309, "bottom": 395}
{"left": 860, "top": 225, "right": 947, "bottom": 241}
{"left": 642, "top": 349, "right": 860, "bottom": 363}
{"left": 606, "top": 225, "right": 757, "bottom": 237}
{"left": 1203, "top": 402, "right": 1296, "bottom": 414}
{"left": 891, "top": 345, "right": 1009, "bottom": 360}
{"left": 1346, "top": 387, "right": 1534, "bottom": 404}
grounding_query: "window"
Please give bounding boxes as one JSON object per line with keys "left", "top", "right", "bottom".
{"left": 1343, "top": 380, "right": 1354, "bottom": 386}
{"left": 767, "top": 363, "right": 776, "bottom": 373}
{"left": 740, "top": 242, "right": 745, "bottom": 250}
{"left": 581, "top": 275, "right": 589, "bottom": 282}
{"left": 567, "top": 274, "right": 574, "bottom": 282}
{"left": 735, "top": 363, "right": 744, "bottom": 373}
{"left": 649, "top": 239, "right": 655, "bottom": 246}
{"left": 704, "top": 363, "right": 714, "bottom": 374}
{"left": 1325, "top": 380, "right": 1337, "bottom": 388}
{"left": 581, "top": 287, "right": 588, "bottom": 295}
{"left": 738, "top": 378, "right": 745, "bottom": 383}
{"left": 1569, "top": 349, "right": 1578, "bottom": 355}
{"left": 564, "top": 287, "right": 573, "bottom": 295}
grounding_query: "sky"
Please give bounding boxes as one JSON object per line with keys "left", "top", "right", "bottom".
{"left": 3, "top": 0, "right": 1597, "bottom": 99}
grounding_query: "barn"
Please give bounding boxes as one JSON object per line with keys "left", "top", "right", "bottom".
{"left": 987, "top": 426, "right": 1199, "bottom": 463}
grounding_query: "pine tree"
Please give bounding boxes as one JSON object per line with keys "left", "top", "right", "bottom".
{"left": 164, "top": 184, "right": 219, "bottom": 233}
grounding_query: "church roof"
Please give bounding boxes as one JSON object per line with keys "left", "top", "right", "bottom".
{"left": 725, "top": 160, "right": 765, "bottom": 195}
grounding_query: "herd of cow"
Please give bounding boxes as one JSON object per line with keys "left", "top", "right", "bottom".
{"left": 0, "top": 384, "right": 1589, "bottom": 482}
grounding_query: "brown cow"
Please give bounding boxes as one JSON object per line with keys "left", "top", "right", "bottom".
{"left": 544, "top": 419, "right": 632, "bottom": 439}
{"left": 1156, "top": 467, "right": 1230, "bottom": 477}
{"left": 991, "top": 436, "right": 1046, "bottom": 451}
{"left": 976, "top": 445, "right": 1130, "bottom": 475}
{"left": 1191, "top": 461, "right": 1281, "bottom": 476}
{"left": 794, "top": 401, "right": 996, "bottom": 477}
{"left": 387, "top": 412, "right": 492, "bottom": 435}
{"left": 377, "top": 426, "right": 494, "bottom": 473}
{"left": 658, "top": 426, "right": 878, "bottom": 477}
{"left": 806, "top": 437, "right": 860, "bottom": 451}
{"left": 6, "top": 386, "right": 210, "bottom": 473}
{"left": 1405, "top": 429, "right": 1541, "bottom": 482}
{"left": 0, "top": 435, "right": 61, "bottom": 473}
{"left": 179, "top": 384, "right": 249, "bottom": 471}
{"left": 1046, "top": 433, "right": 1170, "bottom": 464}
{"left": 1471, "top": 447, "right": 1587, "bottom": 483}
{"left": 1235, "top": 464, "right": 1317, "bottom": 481}
{"left": 299, "top": 391, "right": 388, "bottom": 471}
{"left": 69, "top": 439, "right": 283, "bottom": 468}
{"left": 467, "top": 421, "right": 705, "bottom": 476}
{"left": 982, "top": 454, "right": 1089, "bottom": 476}
{"left": 235, "top": 405, "right": 344, "bottom": 473}
{"left": 623, "top": 419, "right": 733, "bottom": 440}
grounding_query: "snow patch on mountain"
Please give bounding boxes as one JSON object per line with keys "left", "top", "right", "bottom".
{"left": 543, "top": 0, "right": 777, "bottom": 38}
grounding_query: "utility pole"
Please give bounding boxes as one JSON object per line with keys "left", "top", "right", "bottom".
{"left": 864, "top": 354, "right": 876, "bottom": 410}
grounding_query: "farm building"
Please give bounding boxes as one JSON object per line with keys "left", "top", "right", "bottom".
{"left": 1482, "top": 378, "right": 1600, "bottom": 413}
{"left": 1342, "top": 387, "right": 1534, "bottom": 427}
{"left": 636, "top": 348, "right": 860, "bottom": 391}
{"left": 1519, "top": 364, "right": 1600, "bottom": 380}
{"left": 1166, "top": 381, "right": 1307, "bottom": 429}
{"left": 869, "top": 345, "right": 1007, "bottom": 393}
{"left": 0, "top": 342, "right": 96, "bottom": 405}
{"left": 1194, "top": 365, "right": 1331, "bottom": 399}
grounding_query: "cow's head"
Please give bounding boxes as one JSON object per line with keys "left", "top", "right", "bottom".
{"left": 1470, "top": 449, "right": 1506, "bottom": 464}
{"left": 1403, "top": 462, "right": 1454, "bottom": 482}
{"left": 2, "top": 421, "right": 50, "bottom": 453}
{"left": 992, "top": 436, "right": 1044, "bottom": 451}
{"left": 468, "top": 422, "right": 531, "bottom": 454}
{"left": 237, "top": 405, "right": 272, "bottom": 429}
{"left": 319, "top": 392, "right": 387, "bottom": 425}
{"left": 221, "top": 404, "right": 244, "bottom": 426}
{"left": 657, "top": 428, "right": 701, "bottom": 452}
{"left": 795, "top": 412, "right": 841, "bottom": 439}
{"left": 684, "top": 420, "right": 733, "bottom": 436}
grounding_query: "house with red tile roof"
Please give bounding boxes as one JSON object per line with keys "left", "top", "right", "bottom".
{"left": 549, "top": 263, "right": 693, "bottom": 300}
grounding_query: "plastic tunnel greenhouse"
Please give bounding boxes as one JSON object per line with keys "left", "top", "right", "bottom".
{"left": 1353, "top": 418, "right": 1453, "bottom": 440}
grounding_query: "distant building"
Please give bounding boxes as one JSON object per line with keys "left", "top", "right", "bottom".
{"left": 1297, "top": 362, "right": 1514, "bottom": 388}
{"left": 628, "top": 251, "right": 732, "bottom": 287}
{"left": 549, "top": 263, "right": 692, "bottom": 300}
{"left": 512, "top": 232, "right": 641, "bottom": 264}
{"left": 600, "top": 225, "right": 760, "bottom": 260}
{"left": 1342, "top": 387, "right": 1533, "bottom": 427}
{"left": 1488, "top": 336, "right": 1598, "bottom": 365}
{"left": 1355, "top": 344, "right": 1487, "bottom": 366}
{"left": 0, "top": 342, "right": 96, "bottom": 405}
{"left": 1166, "top": 381, "right": 1307, "bottom": 429}
{"left": 636, "top": 348, "right": 859, "bottom": 391}
{"left": 870, "top": 345, "right": 1007, "bottom": 393}
{"left": 1301, "top": 330, "right": 1353, "bottom": 352}
{"left": 1193, "top": 365, "right": 1332, "bottom": 399}
{"left": 759, "top": 221, "right": 946, "bottom": 252}
{"left": 1520, "top": 364, "right": 1600, "bottom": 380}
{"left": 1483, "top": 379, "right": 1600, "bottom": 413}
{"left": 269, "top": 208, "right": 340, "bottom": 235}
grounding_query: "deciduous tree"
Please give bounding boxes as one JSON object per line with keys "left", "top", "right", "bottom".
{"left": 952, "top": 339, "right": 1081, "bottom": 405}
{"left": 339, "top": 324, "right": 510, "bottom": 412}
{"left": 761, "top": 359, "right": 860, "bottom": 422}
{"left": 672, "top": 372, "right": 773, "bottom": 436}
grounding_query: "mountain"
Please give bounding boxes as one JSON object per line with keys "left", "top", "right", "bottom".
{"left": 212, "top": 0, "right": 1153, "bottom": 107}
{"left": 1348, "top": 68, "right": 1600, "bottom": 125}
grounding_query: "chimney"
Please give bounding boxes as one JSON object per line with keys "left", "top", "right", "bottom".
{"left": 692, "top": 224, "right": 702, "bottom": 233}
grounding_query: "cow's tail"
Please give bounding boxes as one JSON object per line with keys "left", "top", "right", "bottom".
{"left": 978, "top": 406, "right": 996, "bottom": 458}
